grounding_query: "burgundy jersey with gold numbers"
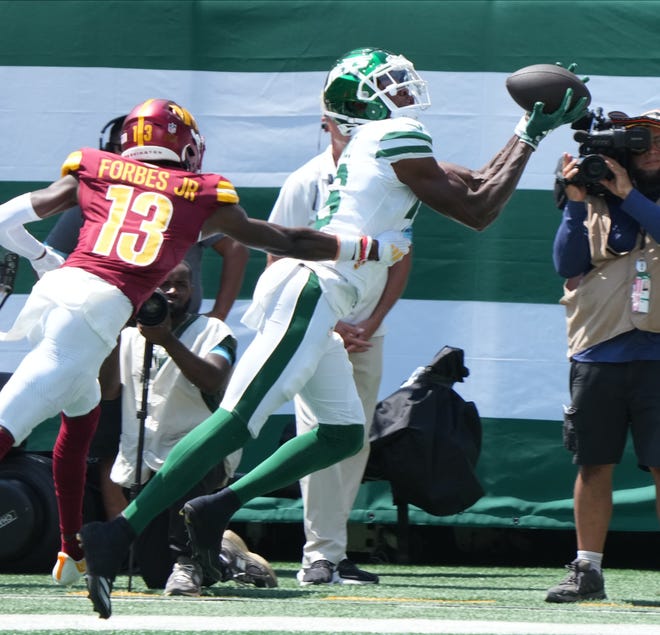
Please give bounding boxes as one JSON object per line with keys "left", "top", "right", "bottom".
{"left": 60, "top": 147, "right": 239, "bottom": 310}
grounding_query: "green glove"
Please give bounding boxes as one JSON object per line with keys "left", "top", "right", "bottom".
{"left": 515, "top": 88, "right": 589, "bottom": 150}
{"left": 557, "top": 61, "right": 590, "bottom": 83}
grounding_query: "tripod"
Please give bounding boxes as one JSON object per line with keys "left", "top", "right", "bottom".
{"left": 0, "top": 252, "right": 18, "bottom": 311}
{"left": 126, "top": 338, "right": 153, "bottom": 592}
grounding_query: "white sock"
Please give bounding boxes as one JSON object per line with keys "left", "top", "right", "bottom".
{"left": 577, "top": 550, "right": 603, "bottom": 573}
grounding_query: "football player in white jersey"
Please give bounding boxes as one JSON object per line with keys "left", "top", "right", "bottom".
{"left": 81, "top": 48, "right": 586, "bottom": 618}
{"left": 267, "top": 115, "right": 410, "bottom": 585}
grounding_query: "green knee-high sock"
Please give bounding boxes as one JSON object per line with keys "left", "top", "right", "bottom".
{"left": 230, "top": 423, "right": 363, "bottom": 504}
{"left": 123, "top": 408, "right": 250, "bottom": 534}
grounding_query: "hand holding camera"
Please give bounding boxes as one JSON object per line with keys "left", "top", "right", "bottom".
{"left": 136, "top": 290, "right": 173, "bottom": 345}
{"left": 558, "top": 154, "right": 588, "bottom": 203}
{"left": 559, "top": 153, "right": 634, "bottom": 203}
{"left": 594, "top": 156, "right": 634, "bottom": 200}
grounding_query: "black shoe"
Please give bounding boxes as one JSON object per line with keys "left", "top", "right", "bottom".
{"left": 296, "top": 559, "right": 339, "bottom": 586}
{"left": 337, "top": 559, "right": 379, "bottom": 584}
{"left": 221, "top": 530, "right": 278, "bottom": 588}
{"left": 79, "top": 517, "right": 135, "bottom": 619}
{"left": 86, "top": 574, "right": 113, "bottom": 619}
{"left": 545, "top": 559, "right": 606, "bottom": 603}
{"left": 182, "top": 498, "right": 230, "bottom": 584}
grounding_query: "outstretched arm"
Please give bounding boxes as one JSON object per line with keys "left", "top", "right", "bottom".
{"left": 202, "top": 203, "right": 409, "bottom": 265}
{"left": 395, "top": 86, "right": 588, "bottom": 232}
{"left": 393, "top": 136, "right": 533, "bottom": 231}
{"left": 203, "top": 204, "right": 343, "bottom": 259}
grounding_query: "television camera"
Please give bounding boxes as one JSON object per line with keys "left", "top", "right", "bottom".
{"left": 554, "top": 108, "right": 651, "bottom": 207}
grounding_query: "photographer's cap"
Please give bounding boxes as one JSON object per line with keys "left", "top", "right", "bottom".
{"left": 609, "top": 110, "right": 660, "bottom": 129}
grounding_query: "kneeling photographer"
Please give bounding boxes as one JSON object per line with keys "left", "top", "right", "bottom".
{"left": 547, "top": 110, "right": 660, "bottom": 603}
{"left": 89, "top": 261, "right": 277, "bottom": 595}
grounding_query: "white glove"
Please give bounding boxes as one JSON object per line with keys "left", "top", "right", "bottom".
{"left": 30, "top": 245, "right": 65, "bottom": 278}
{"left": 375, "top": 230, "right": 411, "bottom": 266}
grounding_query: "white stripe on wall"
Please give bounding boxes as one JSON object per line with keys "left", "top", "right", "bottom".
{"left": 0, "top": 295, "right": 570, "bottom": 422}
{"left": 2, "top": 66, "right": 659, "bottom": 189}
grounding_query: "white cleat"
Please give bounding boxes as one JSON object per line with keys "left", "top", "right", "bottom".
{"left": 52, "top": 551, "right": 86, "bottom": 586}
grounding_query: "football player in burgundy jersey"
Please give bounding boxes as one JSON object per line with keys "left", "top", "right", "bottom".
{"left": 0, "top": 98, "right": 408, "bottom": 608}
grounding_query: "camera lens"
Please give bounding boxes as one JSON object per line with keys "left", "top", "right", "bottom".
{"left": 136, "top": 290, "right": 169, "bottom": 326}
{"left": 577, "top": 155, "right": 610, "bottom": 183}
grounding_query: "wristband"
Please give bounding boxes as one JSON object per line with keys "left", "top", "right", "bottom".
{"left": 335, "top": 235, "right": 360, "bottom": 261}
{"left": 354, "top": 235, "right": 373, "bottom": 268}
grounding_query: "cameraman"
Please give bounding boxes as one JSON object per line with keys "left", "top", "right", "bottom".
{"left": 547, "top": 110, "right": 660, "bottom": 603}
{"left": 102, "top": 261, "right": 277, "bottom": 595}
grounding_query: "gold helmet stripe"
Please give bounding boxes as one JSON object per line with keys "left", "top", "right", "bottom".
{"left": 133, "top": 98, "right": 156, "bottom": 146}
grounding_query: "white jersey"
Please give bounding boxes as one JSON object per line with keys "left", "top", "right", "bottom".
{"left": 267, "top": 116, "right": 429, "bottom": 324}
{"left": 111, "top": 315, "right": 241, "bottom": 487}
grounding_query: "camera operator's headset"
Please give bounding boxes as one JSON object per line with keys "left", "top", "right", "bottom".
{"left": 99, "top": 114, "right": 127, "bottom": 153}
{"left": 609, "top": 110, "right": 660, "bottom": 130}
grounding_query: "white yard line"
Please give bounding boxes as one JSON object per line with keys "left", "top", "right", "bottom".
{"left": 1, "top": 615, "right": 660, "bottom": 634}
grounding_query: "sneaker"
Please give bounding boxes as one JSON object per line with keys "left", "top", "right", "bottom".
{"left": 79, "top": 517, "right": 135, "bottom": 619}
{"left": 181, "top": 499, "right": 229, "bottom": 584}
{"left": 221, "top": 530, "right": 278, "bottom": 588}
{"left": 545, "top": 559, "right": 606, "bottom": 603}
{"left": 296, "top": 559, "right": 340, "bottom": 586}
{"left": 52, "top": 551, "right": 86, "bottom": 586}
{"left": 337, "top": 559, "right": 379, "bottom": 585}
{"left": 164, "top": 557, "right": 203, "bottom": 597}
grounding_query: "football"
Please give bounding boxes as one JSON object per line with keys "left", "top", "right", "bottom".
{"left": 505, "top": 63, "right": 591, "bottom": 113}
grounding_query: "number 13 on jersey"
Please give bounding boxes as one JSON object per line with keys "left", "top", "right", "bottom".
{"left": 93, "top": 184, "right": 173, "bottom": 266}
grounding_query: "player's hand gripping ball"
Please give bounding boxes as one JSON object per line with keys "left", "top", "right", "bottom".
{"left": 506, "top": 63, "right": 591, "bottom": 114}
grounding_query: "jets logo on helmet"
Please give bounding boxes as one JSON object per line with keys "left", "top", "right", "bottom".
{"left": 322, "top": 48, "right": 430, "bottom": 135}
{"left": 121, "top": 98, "right": 206, "bottom": 173}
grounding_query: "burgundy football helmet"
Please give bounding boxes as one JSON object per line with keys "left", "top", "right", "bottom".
{"left": 121, "top": 99, "right": 205, "bottom": 172}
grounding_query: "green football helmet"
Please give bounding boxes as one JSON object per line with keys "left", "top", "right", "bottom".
{"left": 322, "top": 47, "right": 430, "bottom": 135}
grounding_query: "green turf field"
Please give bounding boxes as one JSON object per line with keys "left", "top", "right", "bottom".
{"left": 1, "top": 563, "right": 659, "bottom": 634}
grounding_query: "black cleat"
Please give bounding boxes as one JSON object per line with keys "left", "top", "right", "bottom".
{"left": 182, "top": 500, "right": 228, "bottom": 584}
{"left": 79, "top": 517, "right": 135, "bottom": 619}
{"left": 85, "top": 573, "right": 113, "bottom": 619}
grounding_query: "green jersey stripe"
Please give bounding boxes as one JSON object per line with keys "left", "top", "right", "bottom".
{"left": 233, "top": 270, "right": 322, "bottom": 424}
{"left": 376, "top": 146, "right": 435, "bottom": 159}
{"left": 381, "top": 131, "right": 433, "bottom": 144}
